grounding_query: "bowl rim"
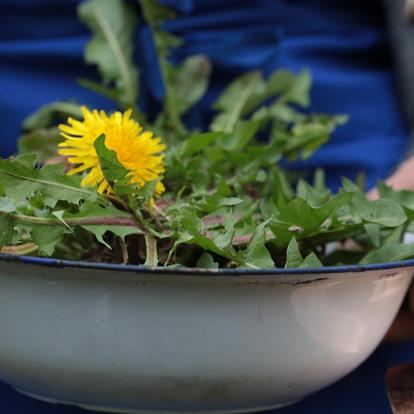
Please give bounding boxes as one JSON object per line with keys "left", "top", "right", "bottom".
{"left": 1, "top": 253, "right": 414, "bottom": 277}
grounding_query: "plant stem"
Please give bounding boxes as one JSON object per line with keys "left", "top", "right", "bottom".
{"left": 138, "top": 0, "right": 185, "bottom": 134}
{"left": 1, "top": 242, "right": 38, "bottom": 255}
{"left": 144, "top": 235, "right": 158, "bottom": 266}
{"left": 0, "top": 211, "right": 141, "bottom": 228}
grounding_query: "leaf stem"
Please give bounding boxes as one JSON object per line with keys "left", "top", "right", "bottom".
{"left": 1, "top": 242, "right": 38, "bottom": 255}
{"left": 91, "top": 2, "right": 137, "bottom": 107}
{"left": 0, "top": 211, "right": 141, "bottom": 228}
{"left": 138, "top": 0, "right": 185, "bottom": 133}
{"left": 144, "top": 235, "right": 158, "bottom": 266}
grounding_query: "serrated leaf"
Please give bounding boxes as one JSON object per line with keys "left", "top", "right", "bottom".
{"left": 180, "top": 132, "right": 227, "bottom": 157}
{"left": 22, "top": 102, "right": 82, "bottom": 131}
{"left": 211, "top": 72, "right": 266, "bottom": 133}
{"left": 268, "top": 69, "right": 312, "bottom": 107}
{"left": 271, "top": 193, "right": 353, "bottom": 245}
{"left": 0, "top": 215, "right": 14, "bottom": 248}
{"left": 377, "top": 181, "right": 414, "bottom": 219}
{"left": 18, "top": 128, "right": 62, "bottom": 162}
{"left": 82, "top": 225, "right": 142, "bottom": 250}
{"left": 78, "top": 78, "right": 121, "bottom": 102}
{"left": 296, "top": 179, "right": 330, "bottom": 207}
{"left": 94, "top": 134, "right": 129, "bottom": 183}
{"left": 0, "top": 197, "right": 17, "bottom": 213}
{"left": 285, "top": 237, "right": 303, "bottom": 268}
{"left": 171, "top": 55, "right": 211, "bottom": 115}
{"left": 66, "top": 201, "right": 143, "bottom": 249}
{"left": 385, "top": 225, "right": 405, "bottom": 245}
{"left": 196, "top": 252, "right": 219, "bottom": 269}
{"left": 285, "top": 123, "right": 331, "bottom": 160}
{"left": 352, "top": 197, "right": 406, "bottom": 227}
{"left": 30, "top": 225, "right": 66, "bottom": 256}
{"left": 221, "top": 119, "right": 262, "bottom": 152}
{"left": 360, "top": 243, "right": 414, "bottom": 264}
{"left": 190, "top": 234, "right": 235, "bottom": 260}
{"left": 78, "top": 0, "right": 139, "bottom": 107}
{"left": 364, "top": 223, "right": 381, "bottom": 247}
{"left": 244, "top": 219, "right": 274, "bottom": 268}
{"left": 342, "top": 177, "right": 364, "bottom": 193}
{"left": 213, "top": 210, "right": 235, "bottom": 249}
{"left": 299, "top": 252, "right": 323, "bottom": 268}
{"left": 0, "top": 156, "right": 98, "bottom": 208}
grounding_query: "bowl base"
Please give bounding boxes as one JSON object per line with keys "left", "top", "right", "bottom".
{"left": 15, "top": 387, "right": 301, "bottom": 414}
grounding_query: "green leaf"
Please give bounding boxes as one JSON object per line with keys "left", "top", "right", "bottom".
{"left": 296, "top": 179, "right": 330, "bottom": 207}
{"left": 66, "top": 201, "right": 144, "bottom": 249}
{"left": 211, "top": 71, "right": 266, "bottom": 132}
{"left": 285, "top": 123, "right": 331, "bottom": 160}
{"left": 384, "top": 225, "right": 405, "bottom": 245}
{"left": 0, "top": 155, "right": 98, "bottom": 208}
{"left": 360, "top": 243, "right": 414, "bottom": 264}
{"left": 138, "top": 0, "right": 175, "bottom": 26}
{"left": 285, "top": 237, "right": 303, "bottom": 268}
{"left": 139, "top": 0, "right": 184, "bottom": 134}
{"left": 352, "top": 197, "right": 406, "bottom": 227}
{"left": 299, "top": 252, "right": 323, "bottom": 268}
{"left": 196, "top": 252, "right": 219, "bottom": 269}
{"left": 94, "top": 134, "right": 129, "bottom": 183}
{"left": 268, "top": 70, "right": 312, "bottom": 107}
{"left": 377, "top": 181, "right": 414, "bottom": 219}
{"left": 18, "top": 128, "right": 62, "bottom": 162}
{"left": 30, "top": 225, "right": 66, "bottom": 256}
{"left": 78, "top": 0, "right": 139, "bottom": 108}
{"left": 78, "top": 78, "right": 121, "bottom": 102}
{"left": 0, "top": 215, "right": 14, "bottom": 248}
{"left": 22, "top": 102, "right": 82, "bottom": 131}
{"left": 190, "top": 234, "right": 236, "bottom": 260}
{"left": 180, "top": 132, "right": 227, "bottom": 157}
{"left": 0, "top": 198, "right": 17, "bottom": 213}
{"left": 244, "top": 219, "right": 274, "bottom": 268}
{"left": 269, "top": 103, "right": 305, "bottom": 123}
{"left": 364, "top": 223, "right": 381, "bottom": 247}
{"left": 270, "top": 193, "right": 353, "bottom": 245}
{"left": 194, "top": 195, "right": 243, "bottom": 214}
{"left": 213, "top": 210, "right": 235, "bottom": 249}
{"left": 341, "top": 177, "right": 363, "bottom": 194}
{"left": 221, "top": 119, "right": 263, "bottom": 151}
{"left": 171, "top": 55, "right": 211, "bottom": 115}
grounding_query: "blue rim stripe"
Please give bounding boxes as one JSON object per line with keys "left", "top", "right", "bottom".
{"left": 1, "top": 253, "right": 414, "bottom": 276}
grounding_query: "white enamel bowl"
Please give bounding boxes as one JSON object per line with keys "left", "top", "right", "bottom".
{"left": 0, "top": 254, "right": 412, "bottom": 414}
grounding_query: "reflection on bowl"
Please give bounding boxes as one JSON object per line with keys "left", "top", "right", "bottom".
{"left": 0, "top": 255, "right": 412, "bottom": 414}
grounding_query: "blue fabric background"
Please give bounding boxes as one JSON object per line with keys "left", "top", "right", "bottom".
{"left": 0, "top": 0, "right": 412, "bottom": 412}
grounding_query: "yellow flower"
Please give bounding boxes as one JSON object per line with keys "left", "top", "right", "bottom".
{"left": 58, "top": 106, "right": 166, "bottom": 195}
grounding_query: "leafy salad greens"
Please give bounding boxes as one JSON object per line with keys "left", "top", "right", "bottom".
{"left": 2, "top": 0, "right": 414, "bottom": 269}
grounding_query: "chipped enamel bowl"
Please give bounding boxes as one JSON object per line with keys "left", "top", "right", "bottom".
{"left": 0, "top": 254, "right": 412, "bottom": 414}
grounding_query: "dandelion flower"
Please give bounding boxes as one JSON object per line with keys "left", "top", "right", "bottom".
{"left": 58, "top": 106, "right": 166, "bottom": 195}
